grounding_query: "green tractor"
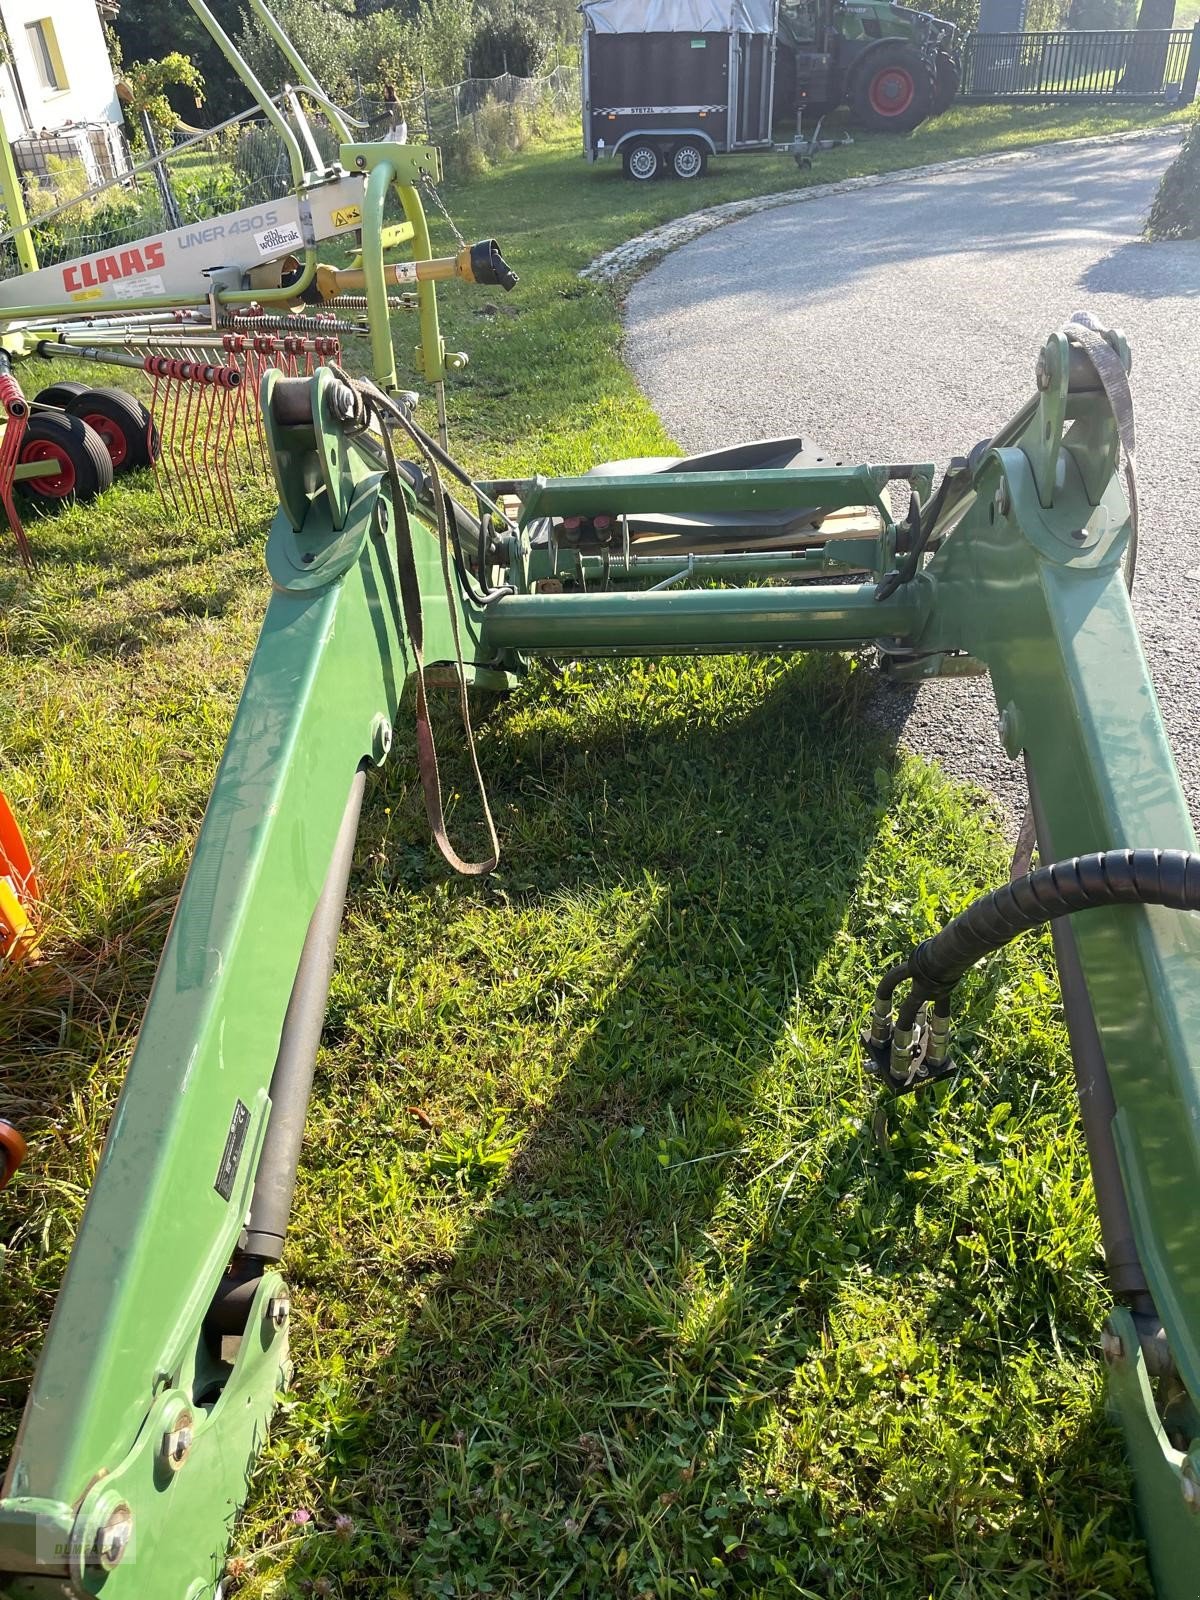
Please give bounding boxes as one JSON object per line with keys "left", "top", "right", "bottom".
{"left": 777, "top": 0, "right": 961, "bottom": 132}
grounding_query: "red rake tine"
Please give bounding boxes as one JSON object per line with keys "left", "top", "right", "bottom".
{"left": 206, "top": 370, "right": 240, "bottom": 530}
{"left": 146, "top": 356, "right": 186, "bottom": 523}
{"left": 0, "top": 375, "right": 32, "bottom": 570}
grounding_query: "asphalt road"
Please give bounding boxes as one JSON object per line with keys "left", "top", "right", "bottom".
{"left": 625, "top": 136, "right": 1200, "bottom": 831}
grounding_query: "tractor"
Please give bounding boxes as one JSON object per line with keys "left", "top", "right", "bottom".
{"left": 777, "top": 0, "right": 961, "bottom": 131}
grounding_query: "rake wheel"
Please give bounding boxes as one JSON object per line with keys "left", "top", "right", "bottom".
{"left": 69, "top": 387, "right": 160, "bottom": 474}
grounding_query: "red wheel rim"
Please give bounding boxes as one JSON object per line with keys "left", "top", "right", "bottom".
{"left": 0, "top": 1121, "right": 26, "bottom": 1191}
{"left": 81, "top": 412, "right": 127, "bottom": 468}
{"left": 19, "top": 439, "right": 77, "bottom": 497}
{"left": 869, "top": 66, "right": 915, "bottom": 117}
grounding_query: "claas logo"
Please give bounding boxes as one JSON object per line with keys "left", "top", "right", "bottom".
{"left": 62, "top": 241, "right": 167, "bottom": 293}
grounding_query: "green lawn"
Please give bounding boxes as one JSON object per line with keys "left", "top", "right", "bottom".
{"left": 0, "top": 101, "right": 1187, "bottom": 1598}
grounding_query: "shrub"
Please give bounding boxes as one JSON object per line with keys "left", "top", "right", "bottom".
{"left": 1144, "top": 118, "right": 1200, "bottom": 239}
{"left": 467, "top": 12, "right": 549, "bottom": 79}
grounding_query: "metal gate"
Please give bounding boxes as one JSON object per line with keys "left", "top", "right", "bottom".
{"left": 961, "top": 24, "right": 1200, "bottom": 103}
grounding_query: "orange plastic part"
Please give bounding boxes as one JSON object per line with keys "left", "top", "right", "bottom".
{"left": 0, "top": 787, "right": 39, "bottom": 962}
{"left": 0, "top": 1120, "right": 26, "bottom": 1191}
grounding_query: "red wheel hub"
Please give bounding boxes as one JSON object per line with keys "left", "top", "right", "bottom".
{"left": 19, "top": 439, "right": 76, "bottom": 497}
{"left": 81, "top": 412, "right": 127, "bottom": 469}
{"left": 869, "top": 66, "right": 916, "bottom": 117}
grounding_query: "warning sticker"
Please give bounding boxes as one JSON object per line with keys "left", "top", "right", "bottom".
{"left": 331, "top": 205, "right": 362, "bottom": 229}
{"left": 113, "top": 273, "right": 165, "bottom": 301}
{"left": 69, "top": 287, "right": 104, "bottom": 302}
{"left": 255, "top": 220, "right": 305, "bottom": 258}
{"left": 214, "top": 1098, "right": 251, "bottom": 1201}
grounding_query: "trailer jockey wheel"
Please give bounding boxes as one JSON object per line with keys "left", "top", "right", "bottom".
{"left": 670, "top": 139, "right": 708, "bottom": 180}
{"left": 17, "top": 413, "right": 114, "bottom": 505}
{"left": 852, "top": 44, "right": 934, "bottom": 132}
{"left": 68, "top": 388, "right": 160, "bottom": 474}
{"left": 622, "top": 140, "right": 661, "bottom": 181}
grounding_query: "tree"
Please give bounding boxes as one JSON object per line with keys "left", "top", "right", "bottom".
{"left": 112, "top": 0, "right": 243, "bottom": 122}
{"left": 119, "top": 54, "right": 207, "bottom": 142}
{"left": 1119, "top": 0, "right": 1178, "bottom": 91}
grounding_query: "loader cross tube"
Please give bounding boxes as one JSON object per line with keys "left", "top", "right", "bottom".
{"left": 3, "top": 324, "right": 1199, "bottom": 1600}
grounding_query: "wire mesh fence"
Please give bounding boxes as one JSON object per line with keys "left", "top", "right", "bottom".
{"left": 0, "top": 63, "right": 581, "bottom": 283}
{"left": 0, "top": 101, "right": 306, "bottom": 280}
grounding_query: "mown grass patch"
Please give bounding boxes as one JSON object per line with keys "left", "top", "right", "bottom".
{"left": 1, "top": 102, "right": 1177, "bottom": 1598}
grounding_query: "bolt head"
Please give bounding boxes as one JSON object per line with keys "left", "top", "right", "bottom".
{"left": 993, "top": 483, "right": 1011, "bottom": 518}
{"left": 94, "top": 1504, "right": 133, "bottom": 1571}
{"left": 267, "top": 1295, "right": 291, "bottom": 1329}
{"left": 161, "top": 1408, "right": 195, "bottom": 1473}
{"left": 1036, "top": 354, "right": 1052, "bottom": 391}
{"left": 1182, "top": 1473, "right": 1200, "bottom": 1510}
{"left": 1100, "top": 1329, "right": 1124, "bottom": 1363}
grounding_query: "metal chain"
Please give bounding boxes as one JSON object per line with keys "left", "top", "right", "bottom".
{"left": 420, "top": 172, "right": 466, "bottom": 250}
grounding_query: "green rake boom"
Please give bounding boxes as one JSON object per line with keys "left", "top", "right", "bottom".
{"left": 2, "top": 10, "right": 1199, "bottom": 1598}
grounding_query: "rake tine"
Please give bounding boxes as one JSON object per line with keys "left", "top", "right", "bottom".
{"left": 0, "top": 372, "right": 33, "bottom": 570}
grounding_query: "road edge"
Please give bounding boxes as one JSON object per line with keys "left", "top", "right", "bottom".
{"left": 581, "top": 124, "right": 1185, "bottom": 286}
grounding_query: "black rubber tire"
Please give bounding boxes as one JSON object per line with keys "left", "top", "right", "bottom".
{"left": 17, "top": 412, "right": 114, "bottom": 505}
{"left": 851, "top": 44, "right": 935, "bottom": 133}
{"left": 67, "top": 386, "right": 159, "bottom": 473}
{"left": 931, "top": 51, "right": 961, "bottom": 116}
{"left": 670, "top": 138, "right": 708, "bottom": 180}
{"left": 622, "top": 140, "right": 662, "bottom": 181}
{"left": 31, "top": 380, "right": 89, "bottom": 410}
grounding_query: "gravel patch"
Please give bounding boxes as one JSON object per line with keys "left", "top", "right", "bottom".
{"left": 623, "top": 136, "right": 1200, "bottom": 833}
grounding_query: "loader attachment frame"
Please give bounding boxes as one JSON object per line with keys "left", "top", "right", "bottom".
{"left": 0, "top": 97, "right": 1197, "bottom": 1600}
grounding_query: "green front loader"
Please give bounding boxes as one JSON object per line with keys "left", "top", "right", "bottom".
{"left": 3, "top": 4, "right": 1200, "bottom": 1599}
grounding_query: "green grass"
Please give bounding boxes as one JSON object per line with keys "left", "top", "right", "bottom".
{"left": 1, "top": 100, "right": 1185, "bottom": 1598}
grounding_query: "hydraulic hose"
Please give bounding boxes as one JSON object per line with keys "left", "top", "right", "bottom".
{"left": 867, "top": 849, "right": 1200, "bottom": 1091}
{"left": 882, "top": 848, "right": 1200, "bottom": 1032}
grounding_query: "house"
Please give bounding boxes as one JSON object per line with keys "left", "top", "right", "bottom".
{"left": 0, "top": 0, "right": 129, "bottom": 188}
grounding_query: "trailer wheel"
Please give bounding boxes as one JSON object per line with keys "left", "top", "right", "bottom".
{"left": 851, "top": 45, "right": 934, "bottom": 132}
{"left": 622, "top": 140, "right": 662, "bottom": 181}
{"left": 17, "top": 413, "right": 114, "bottom": 505}
{"left": 931, "top": 51, "right": 961, "bottom": 115}
{"left": 670, "top": 139, "right": 708, "bottom": 180}
{"left": 31, "top": 380, "right": 89, "bottom": 410}
{"left": 68, "top": 387, "right": 160, "bottom": 473}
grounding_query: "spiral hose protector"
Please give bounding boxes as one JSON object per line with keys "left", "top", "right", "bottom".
{"left": 891, "top": 850, "right": 1200, "bottom": 1028}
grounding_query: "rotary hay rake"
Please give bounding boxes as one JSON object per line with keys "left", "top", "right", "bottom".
{"left": 0, "top": 0, "right": 497, "bottom": 557}
{"left": 2, "top": 5, "right": 1200, "bottom": 1599}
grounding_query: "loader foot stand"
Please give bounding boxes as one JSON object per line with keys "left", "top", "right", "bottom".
{"left": 0, "top": 1272, "right": 289, "bottom": 1598}
{"left": 1104, "top": 1307, "right": 1200, "bottom": 1598}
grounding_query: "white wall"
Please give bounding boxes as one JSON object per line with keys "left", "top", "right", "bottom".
{"left": 0, "top": 0, "right": 121, "bottom": 141}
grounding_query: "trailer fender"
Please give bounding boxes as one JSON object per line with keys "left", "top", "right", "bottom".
{"left": 610, "top": 128, "right": 718, "bottom": 157}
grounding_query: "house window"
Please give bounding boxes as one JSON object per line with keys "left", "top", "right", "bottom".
{"left": 26, "top": 19, "right": 68, "bottom": 93}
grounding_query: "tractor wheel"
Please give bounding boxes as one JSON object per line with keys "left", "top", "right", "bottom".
{"left": 670, "top": 138, "right": 708, "bottom": 180}
{"left": 851, "top": 45, "right": 935, "bottom": 132}
{"left": 31, "top": 380, "right": 89, "bottom": 410}
{"left": 622, "top": 140, "right": 662, "bottom": 181}
{"left": 931, "top": 51, "right": 961, "bottom": 115}
{"left": 68, "top": 387, "right": 160, "bottom": 473}
{"left": 17, "top": 412, "right": 113, "bottom": 505}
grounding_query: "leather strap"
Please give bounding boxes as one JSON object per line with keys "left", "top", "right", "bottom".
{"left": 381, "top": 418, "right": 499, "bottom": 877}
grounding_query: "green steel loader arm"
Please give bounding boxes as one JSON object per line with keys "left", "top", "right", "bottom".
{"left": 2, "top": 321, "right": 1198, "bottom": 1597}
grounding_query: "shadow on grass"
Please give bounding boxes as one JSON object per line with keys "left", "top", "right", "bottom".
{"left": 269, "top": 655, "right": 1144, "bottom": 1599}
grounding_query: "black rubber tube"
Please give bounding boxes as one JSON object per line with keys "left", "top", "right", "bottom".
{"left": 886, "top": 847, "right": 1200, "bottom": 1031}
{"left": 241, "top": 765, "right": 367, "bottom": 1261}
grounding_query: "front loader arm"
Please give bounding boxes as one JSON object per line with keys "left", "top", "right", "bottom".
{"left": 0, "top": 382, "right": 485, "bottom": 1599}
